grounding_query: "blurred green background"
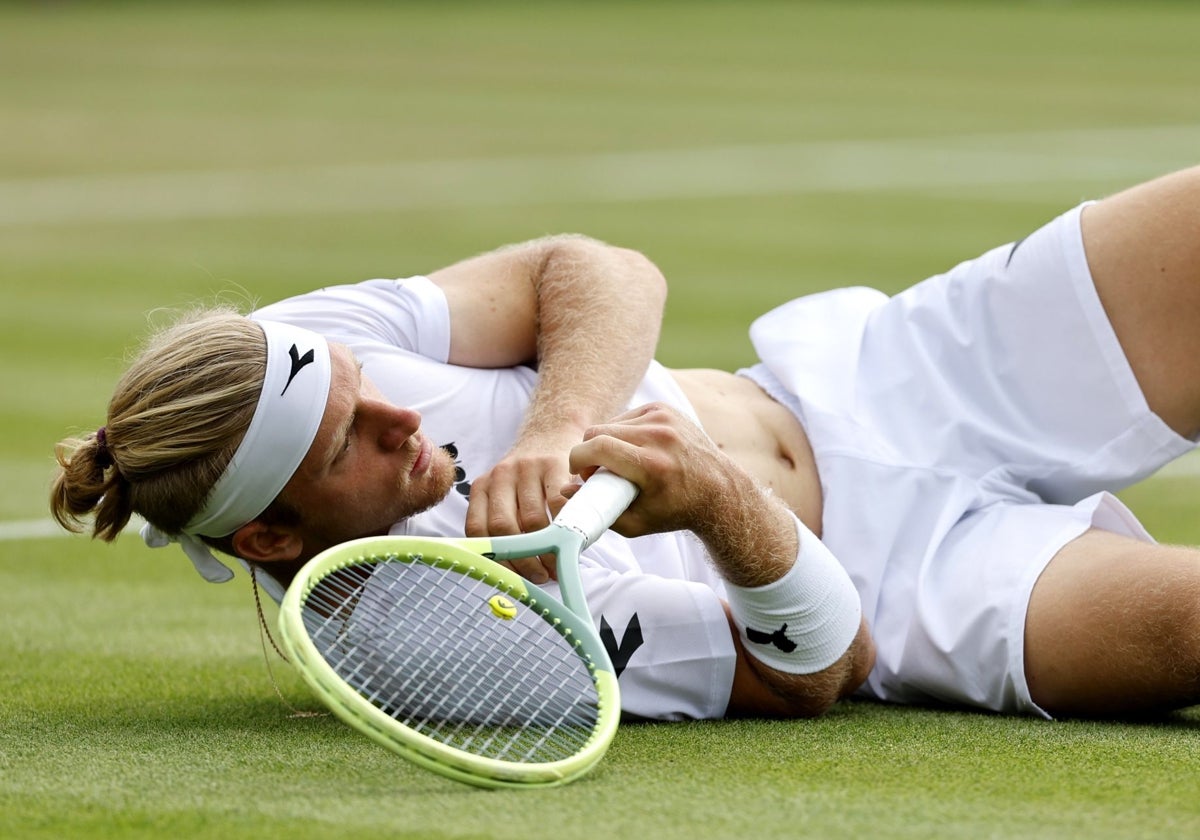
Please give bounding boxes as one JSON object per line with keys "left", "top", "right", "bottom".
{"left": 3, "top": 2, "right": 1199, "bottom": 838}
{"left": 5, "top": 1, "right": 1200, "bottom": 527}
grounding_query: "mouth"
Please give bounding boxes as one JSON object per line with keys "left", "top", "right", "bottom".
{"left": 410, "top": 435, "right": 432, "bottom": 477}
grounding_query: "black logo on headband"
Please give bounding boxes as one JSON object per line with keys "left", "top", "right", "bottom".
{"left": 746, "top": 623, "right": 797, "bottom": 653}
{"left": 281, "top": 344, "right": 316, "bottom": 396}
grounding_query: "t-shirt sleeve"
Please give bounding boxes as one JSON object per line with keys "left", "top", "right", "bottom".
{"left": 251, "top": 276, "right": 452, "bottom": 363}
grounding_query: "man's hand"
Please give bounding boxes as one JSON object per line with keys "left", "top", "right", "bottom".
{"left": 467, "top": 402, "right": 724, "bottom": 584}
{"left": 430, "top": 234, "right": 668, "bottom": 584}
{"left": 569, "top": 402, "right": 876, "bottom": 716}
{"left": 463, "top": 433, "right": 577, "bottom": 584}
{"left": 565, "top": 403, "right": 736, "bottom": 542}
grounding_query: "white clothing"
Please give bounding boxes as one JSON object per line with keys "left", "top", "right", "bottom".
{"left": 741, "top": 203, "right": 1194, "bottom": 715}
{"left": 253, "top": 280, "right": 738, "bottom": 721}
{"left": 255, "top": 202, "right": 1194, "bottom": 720}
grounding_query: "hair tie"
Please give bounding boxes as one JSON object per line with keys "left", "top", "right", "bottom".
{"left": 94, "top": 426, "right": 114, "bottom": 469}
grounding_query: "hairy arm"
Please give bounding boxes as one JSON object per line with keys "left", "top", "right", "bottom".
{"left": 568, "top": 403, "right": 875, "bottom": 718}
{"left": 707, "top": 489, "right": 874, "bottom": 718}
{"left": 427, "top": 235, "right": 668, "bottom": 580}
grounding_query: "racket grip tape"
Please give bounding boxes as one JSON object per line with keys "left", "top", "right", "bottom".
{"left": 553, "top": 470, "right": 639, "bottom": 547}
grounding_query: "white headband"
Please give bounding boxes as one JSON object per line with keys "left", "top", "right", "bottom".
{"left": 140, "top": 319, "right": 331, "bottom": 585}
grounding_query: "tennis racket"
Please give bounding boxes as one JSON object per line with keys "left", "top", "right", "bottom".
{"left": 277, "top": 470, "right": 638, "bottom": 789}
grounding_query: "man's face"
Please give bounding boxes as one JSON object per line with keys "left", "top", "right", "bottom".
{"left": 277, "top": 342, "right": 457, "bottom": 559}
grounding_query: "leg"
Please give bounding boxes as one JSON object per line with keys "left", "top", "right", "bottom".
{"left": 1025, "top": 529, "right": 1200, "bottom": 717}
{"left": 1025, "top": 170, "right": 1200, "bottom": 716}
{"left": 1083, "top": 165, "right": 1200, "bottom": 438}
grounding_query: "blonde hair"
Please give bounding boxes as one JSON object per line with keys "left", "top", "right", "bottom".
{"left": 50, "top": 308, "right": 291, "bottom": 549}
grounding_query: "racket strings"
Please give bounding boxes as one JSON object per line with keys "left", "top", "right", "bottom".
{"left": 384, "top": 585, "right": 522, "bottom": 732}
{"left": 401, "top": 594, "right": 593, "bottom": 760}
{"left": 300, "top": 555, "right": 604, "bottom": 764}
{"left": 354, "top": 562, "right": 600, "bottom": 759}
{"left": 314, "top": 567, "right": 599, "bottom": 762}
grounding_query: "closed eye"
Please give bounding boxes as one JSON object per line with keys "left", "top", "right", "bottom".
{"left": 333, "top": 411, "right": 357, "bottom": 464}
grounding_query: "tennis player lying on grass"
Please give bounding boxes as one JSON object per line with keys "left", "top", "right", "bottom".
{"left": 54, "top": 164, "right": 1200, "bottom": 722}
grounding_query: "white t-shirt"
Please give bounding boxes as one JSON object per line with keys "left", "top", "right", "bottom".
{"left": 253, "top": 277, "right": 738, "bottom": 720}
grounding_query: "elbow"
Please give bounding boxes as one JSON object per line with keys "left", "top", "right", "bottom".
{"left": 729, "top": 663, "right": 846, "bottom": 720}
{"left": 727, "top": 619, "right": 876, "bottom": 720}
{"left": 770, "top": 658, "right": 861, "bottom": 719}
{"left": 770, "top": 649, "right": 873, "bottom": 719}
{"left": 773, "top": 685, "right": 843, "bottom": 720}
{"left": 541, "top": 234, "right": 668, "bottom": 307}
{"left": 614, "top": 245, "right": 668, "bottom": 305}
{"left": 794, "top": 619, "right": 876, "bottom": 718}
{"left": 797, "top": 619, "right": 877, "bottom": 717}
{"left": 618, "top": 248, "right": 668, "bottom": 320}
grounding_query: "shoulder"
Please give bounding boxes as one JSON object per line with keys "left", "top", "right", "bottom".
{"left": 253, "top": 277, "right": 450, "bottom": 360}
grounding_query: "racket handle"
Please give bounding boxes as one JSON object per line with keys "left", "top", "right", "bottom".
{"left": 553, "top": 470, "right": 639, "bottom": 548}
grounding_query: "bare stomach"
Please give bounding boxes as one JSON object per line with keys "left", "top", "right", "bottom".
{"left": 669, "top": 368, "right": 824, "bottom": 536}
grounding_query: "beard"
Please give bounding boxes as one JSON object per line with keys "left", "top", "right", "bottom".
{"left": 291, "top": 444, "right": 459, "bottom": 562}
{"left": 400, "top": 443, "right": 458, "bottom": 520}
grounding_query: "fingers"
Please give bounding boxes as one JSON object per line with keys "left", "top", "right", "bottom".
{"left": 568, "top": 403, "right": 725, "bottom": 538}
{"left": 462, "top": 402, "right": 720, "bottom": 577}
{"left": 506, "top": 554, "right": 558, "bottom": 584}
{"left": 465, "top": 465, "right": 552, "bottom": 538}
{"left": 465, "top": 451, "right": 571, "bottom": 585}
{"left": 570, "top": 404, "right": 672, "bottom": 478}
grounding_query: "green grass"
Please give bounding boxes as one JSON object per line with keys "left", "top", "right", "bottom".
{"left": 3, "top": 1, "right": 1200, "bottom": 837}
{"left": 5, "top": 535, "right": 1199, "bottom": 839}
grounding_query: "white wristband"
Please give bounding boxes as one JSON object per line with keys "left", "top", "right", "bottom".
{"left": 725, "top": 513, "right": 862, "bottom": 675}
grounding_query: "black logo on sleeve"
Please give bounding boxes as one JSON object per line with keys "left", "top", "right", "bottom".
{"left": 599, "top": 614, "right": 644, "bottom": 679}
{"left": 745, "top": 623, "right": 797, "bottom": 653}
{"left": 281, "top": 344, "right": 316, "bottom": 395}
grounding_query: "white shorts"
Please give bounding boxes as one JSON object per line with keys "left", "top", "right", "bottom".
{"left": 742, "top": 203, "right": 1196, "bottom": 717}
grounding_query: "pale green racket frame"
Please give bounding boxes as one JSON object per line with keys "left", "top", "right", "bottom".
{"left": 278, "top": 535, "right": 622, "bottom": 789}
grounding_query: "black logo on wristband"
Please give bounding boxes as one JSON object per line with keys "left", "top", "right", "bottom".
{"left": 746, "top": 623, "right": 797, "bottom": 653}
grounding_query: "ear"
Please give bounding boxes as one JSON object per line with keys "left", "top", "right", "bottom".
{"left": 231, "top": 519, "right": 303, "bottom": 562}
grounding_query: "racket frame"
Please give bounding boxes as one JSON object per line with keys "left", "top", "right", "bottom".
{"left": 278, "top": 533, "right": 621, "bottom": 789}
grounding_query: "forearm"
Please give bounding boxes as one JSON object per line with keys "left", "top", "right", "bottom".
{"left": 566, "top": 405, "right": 878, "bottom": 715}
{"left": 520, "top": 235, "right": 667, "bottom": 443}
{"left": 438, "top": 235, "right": 667, "bottom": 558}
{"left": 691, "top": 466, "right": 800, "bottom": 588}
{"left": 568, "top": 404, "right": 875, "bottom": 716}
{"left": 691, "top": 461, "right": 873, "bottom": 717}
{"left": 431, "top": 233, "right": 665, "bottom": 454}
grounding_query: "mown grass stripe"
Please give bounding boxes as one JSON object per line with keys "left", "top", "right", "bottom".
{"left": 3, "top": 125, "right": 1199, "bottom": 227}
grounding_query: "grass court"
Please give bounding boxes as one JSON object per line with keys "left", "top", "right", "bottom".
{"left": 2, "top": 2, "right": 1199, "bottom": 837}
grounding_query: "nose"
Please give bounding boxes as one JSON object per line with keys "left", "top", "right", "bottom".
{"left": 367, "top": 400, "right": 421, "bottom": 452}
